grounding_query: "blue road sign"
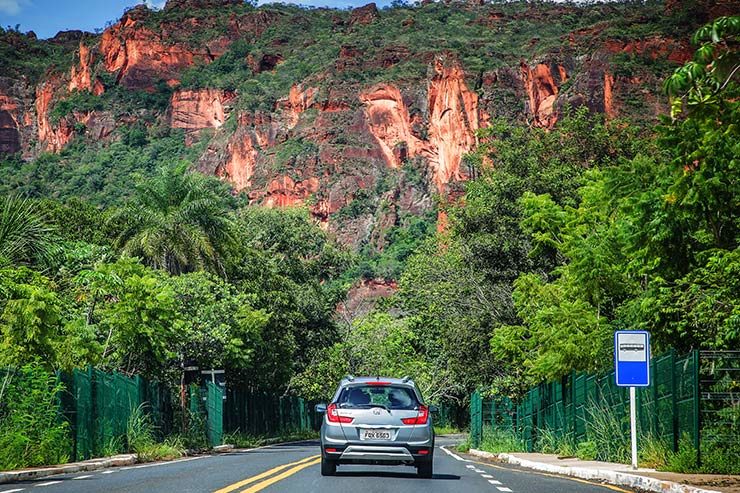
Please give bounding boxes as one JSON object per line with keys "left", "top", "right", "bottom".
{"left": 615, "top": 331, "right": 650, "bottom": 387}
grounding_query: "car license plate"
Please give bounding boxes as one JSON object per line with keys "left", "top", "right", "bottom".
{"left": 361, "top": 429, "right": 392, "bottom": 441}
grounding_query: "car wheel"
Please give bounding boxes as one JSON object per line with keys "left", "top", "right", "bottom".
{"left": 321, "top": 456, "right": 337, "bottom": 476}
{"left": 417, "top": 459, "right": 433, "bottom": 478}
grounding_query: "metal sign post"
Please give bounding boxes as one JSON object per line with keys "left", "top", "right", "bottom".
{"left": 614, "top": 331, "right": 650, "bottom": 470}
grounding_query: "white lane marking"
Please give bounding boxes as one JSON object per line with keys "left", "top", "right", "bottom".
{"left": 73, "top": 475, "right": 93, "bottom": 480}
{"left": 496, "top": 487, "right": 512, "bottom": 492}
{"left": 101, "top": 471, "right": 115, "bottom": 474}
{"left": 488, "top": 479, "right": 502, "bottom": 485}
{"left": 35, "top": 481, "right": 62, "bottom": 486}
{"left": 481, "top": 474, "right": 493, "bottom": 479}
{"left": 466, "top": 465, "right": 476, "bottom": 469}
{"left": 120, "top": 456, "right": 204, "bottom": 470}
{"left": 440, "top": 445, "right": 469, "bottom": 462}
{"left": 474, "top": 468, "right": 485, "bottom": 473}
{"left": 1, "top": 489, "right": 25, "bottom": 492}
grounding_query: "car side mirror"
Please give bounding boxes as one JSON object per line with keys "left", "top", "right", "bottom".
{"left": 315, "top": 403, "right": 327, "bottom": 413}
{"left": 429, "top": 405, "right": 439, "bottom": 414}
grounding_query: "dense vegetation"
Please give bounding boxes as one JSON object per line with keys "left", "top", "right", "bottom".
{"left": 0, "top": 167, "right": 351, "bottom": 389}
{"left": 0, "top": 0, "right": 737, "bottom": 473}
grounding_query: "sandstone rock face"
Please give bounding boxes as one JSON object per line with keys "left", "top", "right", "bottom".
{"left": 0, "top": 79, "right": 27, "bottom": 155}
{"left": 521, "top": 62, "right": 565, "bottom": 128}
{"left": 605, "top": 36, "right": 692, "bottom": 64}
{"left": 262, "top": 176, "right": 320, "bottom": 208}
{"left": 360, "top": 56, "right": 479, "bottom": 193}
{"left": 35, "top": 80, "right": 74, "bottom": 153}
{"left": 100, "top": 15, "right": 211, "bottom": 90}
{"left": 170, "top": 88, "right": 234, "bottom": 130}
{"left": 68, "top": 42, "right": 94, "bottom": 93}
{"left": 426, "top": 58, "right": 480, "bottom": 192}
{"left": 348, "top": 3, "right": 379, "bottom": 25}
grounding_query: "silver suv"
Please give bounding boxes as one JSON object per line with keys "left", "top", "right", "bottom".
{"left": 315, "top": 376, "right": 436, "bottom": 478}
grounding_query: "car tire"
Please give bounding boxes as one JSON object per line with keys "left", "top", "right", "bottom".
{"left": 321, "top": 456, "right": 337, "bottom": 476}
{"left": 417, "top": 459, "right": 433, "bottom": 478}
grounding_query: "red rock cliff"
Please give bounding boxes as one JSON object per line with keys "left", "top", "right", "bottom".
{"left": 360, "top": 57, "right": 480, "bottom": 194}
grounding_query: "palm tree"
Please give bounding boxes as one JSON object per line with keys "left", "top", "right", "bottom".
{"left": 110, "top": 163, "right": 235, "bottom": 275}
{"left": 0, "top": 195, "right": 55, "bottom": 267}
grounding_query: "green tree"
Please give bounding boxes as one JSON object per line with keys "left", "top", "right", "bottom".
{"left": 109, "top": 164, "right": 235, "bottom": 275}
{"left": 73, "top": 257, "right": 182, "bottom": 377}
{"left": 0, "top": 268, "right": 64, "bottom": 367}
{"left": 0, "top": 195, "right": 56, "bottom": 267}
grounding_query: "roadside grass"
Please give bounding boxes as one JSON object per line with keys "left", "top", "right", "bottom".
{"left": 478, "top": 428, "right": 526, "bottom": 454}
{"left": 434, "top": 425, "right": 463, "bottom": 435}
{"left": 126, "top": 404, "right": 185, "bottom": 462}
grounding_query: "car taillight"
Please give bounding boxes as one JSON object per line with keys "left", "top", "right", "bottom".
{"left": 402, "top": 405, "right": 429, "bottom": 425}
{"left": 326, "top": 403, "right": 354, "bottom": 423}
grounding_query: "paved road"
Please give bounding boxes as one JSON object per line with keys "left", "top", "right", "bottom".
{"left": 0, "top": 437, "right": 631, "bottom": 493}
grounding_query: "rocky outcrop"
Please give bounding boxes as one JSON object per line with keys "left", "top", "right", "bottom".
{"left": 360, "top": 56, "right": 479, "bottom": 193}
{"left": 278, "top": 84, "right": 319, "bottom": 129}
{"left": 100, "top": 14, "right": 212, "bottom": 90}
{"left": 426, "top": 58, "right": 480, "bottom": 192}
{"left": 262, "top": 176, "right": 320, "bottom": 208}
{"left": 521, "top": 62, "right": 566, "bottom": 128}
{"left": 360, "top": 84, "right": 419, "bottom": 169}
{"left": 0, "top": 78, "right": 29, "bottom": 155}
{"left": 170, "top": 89, "right": 234, "bottom": 131}
{"left": 35, "top": 81, "right": 74, "bottom": 153}
{"left": 68, "top": 42, "right": 95, "bottom": 93}
{"left": 605, "top": 36, "right": 692, "bottom": 64}
{"left": 348, "top": 3, "right": 379, "bottom": 25}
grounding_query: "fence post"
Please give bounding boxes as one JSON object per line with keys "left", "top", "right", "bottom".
{"left": 470, "top": 391, "right": 482, "bottom": 449}
{"left": 571, "top": 370, "right": 577, "bottom": 446}
{"left": 692, "top": 349, "right": 701, "bottom": 467}
{"left": 670, "top": 349, "right": 678, "bottom": 452}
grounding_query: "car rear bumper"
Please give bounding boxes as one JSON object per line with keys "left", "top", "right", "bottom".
{"left": 321, "top": 442, "right": 434, "bottom": 465}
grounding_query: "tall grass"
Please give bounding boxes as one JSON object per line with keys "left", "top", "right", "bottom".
{"left": 126, "top": 403, "right": 184, "bottom": 462}
{"left": 478, "top": 427, "right": 526, "bottom": 454}
{"left": 582, "top": 398, "right": 630, "bottom": 463}
{"left": 0, "top": 364, "right": 72, "bottom": 470}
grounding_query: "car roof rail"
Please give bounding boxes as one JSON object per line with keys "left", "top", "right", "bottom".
{"left": 401, "top": 375, "right": 411, "bottom": 383}
{"left": 343, "top": 374, "right": 355, "bottom": 382}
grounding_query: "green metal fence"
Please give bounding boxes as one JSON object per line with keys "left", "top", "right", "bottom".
{"left": 58, "top": 367, "right": 172, "bottom": 461}
{"left": 223, "top": 386, "right": 318, "bottom": 437}
{"left": 470, "top": 350, "right": 740, "bottom": 464}
{"left": 3, "top": 366, "right": 320, "bottom": 463}
{"left": 206, "top": 382, "right": 224, "bottom": 447}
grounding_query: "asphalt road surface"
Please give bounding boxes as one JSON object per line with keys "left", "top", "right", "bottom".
{"left": 0, "top": 437, "right": 632, "bottom": 493}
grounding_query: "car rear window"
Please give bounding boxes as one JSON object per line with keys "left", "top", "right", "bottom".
{"left": 336, "top": 384, "right": 419, "bottom": 410}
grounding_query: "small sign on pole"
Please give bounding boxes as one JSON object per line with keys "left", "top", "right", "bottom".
{"left": 615, "top": 330, "right": 651, "bottom": 470}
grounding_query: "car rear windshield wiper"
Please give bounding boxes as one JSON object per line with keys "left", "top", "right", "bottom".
{"left": 359, "top": 403, "right": 391, "bottom": 412}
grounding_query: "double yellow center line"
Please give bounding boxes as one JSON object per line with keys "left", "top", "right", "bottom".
{"left": 213, "top": 454, "right": 321, "bottom": 493}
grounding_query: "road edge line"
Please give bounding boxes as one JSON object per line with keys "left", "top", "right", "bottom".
{"left": 468, "top": 449, "right": 722, "bottom": 493}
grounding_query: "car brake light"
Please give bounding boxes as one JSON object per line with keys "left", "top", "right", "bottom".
{"left": 365, "top": 381, "right": 390, "bottom": 386}
{"left": 325, "top": 448, "right": 338, "bottom": 453}
{"left": 402, "top": 405, "right": 429, "bottom": 425}
{"left": 418, "top": 449, "right": 430, "bottom": 455}
{"left": 326, "top": 403, "right": 354, "bottom": 423}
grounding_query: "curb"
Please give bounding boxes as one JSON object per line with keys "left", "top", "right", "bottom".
{"left": 469, "top": 449, "right": 722, "bottom": 493}
{"left": 0, "top": 454, "right": 136, "bottom": 485}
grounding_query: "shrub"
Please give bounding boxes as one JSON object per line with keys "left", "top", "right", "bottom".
{"left": 479, "top": 428, "right": 526, "bottom": 454}
{"left": 126, "top": 403, "right": 184, "bottom": 462}
{"left": 0, "top": 364, "right": 72, "bottom": 470}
